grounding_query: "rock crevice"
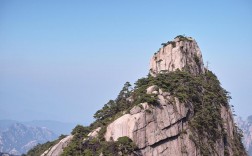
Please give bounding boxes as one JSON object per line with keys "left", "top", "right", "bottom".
{"left": 105, "top": 85, "right": 193, "bottom": 155}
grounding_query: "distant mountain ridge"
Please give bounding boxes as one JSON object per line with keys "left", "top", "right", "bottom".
{"left": 236, "top": 116, "right": 252, "bottom": 156}
{"left": 0, "top": 122, "right": 57, "bottom": 155}
{"left": 0, "top": 152, "right": 18, "bottom": 156}
{"left": 23, "top": 120, "right": 77, "bottom": 135}
{"left": 0, "top": 120, "right": 78, "bottom": 155}
{"left": 0, "top": 120, "right": 77, "bottom": 135}
{"left": 0, "top": 120, "right": 18, "bottom": 132}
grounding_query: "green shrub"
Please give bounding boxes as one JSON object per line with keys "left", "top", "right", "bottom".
{"left": 62, "top": 125, "right": 91, "bottom": 156}
{"left": 174, "top": 35, "right": 192, "bottom": 42}
{"left": 71, "top": 125, "right": 90, "bottom": 136}
{"left": 117, "top": 136, "right": 138, "bottom": 155}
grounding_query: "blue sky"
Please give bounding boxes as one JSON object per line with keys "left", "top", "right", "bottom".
{"left": 0, "top": 0, "right": 251, "bottom": 124}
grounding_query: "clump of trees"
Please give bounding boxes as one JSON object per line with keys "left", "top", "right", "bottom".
{"left": 161, "top": 41, "right": 176, "bottom": 48}
{"left": 174, "top": 35, "right": 192, "bottom": 42}
{"left": 116, "top": 136, "right": 138, "bottom": 155}
{"left": 62, "top": 125, "right": 90, "bottom": 156}
{"left": 63, "top": 126, "right": 137, "bottom": 156}
{"left": 91, "top": 82, "right": 133, "bottom": 128}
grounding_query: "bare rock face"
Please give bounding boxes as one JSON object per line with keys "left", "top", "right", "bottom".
{"left": 88, "top": 127, "right": 101, "bottom": 138}
{"left": 105, "top": 111, "right": 143, "bottom": 141}
{"left": 41, "top": 135, "right": 73, "bottom": 156}
{"left": 105, "top": 88, "right": 193, "bottom": 155}
{"left": 149, "top": 36, "right": 205, "bottom": 76}
{"left": 105, "top": 86, "right": 238, "bottom": 156}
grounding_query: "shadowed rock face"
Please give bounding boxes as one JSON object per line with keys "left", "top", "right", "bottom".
{"left": 150, "top": 37, "right": 205, "bottom": 76}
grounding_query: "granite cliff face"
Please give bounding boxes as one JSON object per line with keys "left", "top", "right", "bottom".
{"left": 104, "top": 87, "right": 239, "bottom": 155}
{"left": 29, "top": 36, "right": 247, "bottom": 156}
{"left": 105, "top": 94, "right": 193, "bottom": 155}
{"left": 149, "top": 36, "right": 205, "bottom": 76}
{"left": 103, "top": 36, "right": 246, "bottom": 155}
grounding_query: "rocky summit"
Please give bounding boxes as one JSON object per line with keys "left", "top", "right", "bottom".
{"left": 25, "top": 35, "right": 247, "bottom": 156}
{"left": 149, "top": 35, "right": 205, "bottom": 76}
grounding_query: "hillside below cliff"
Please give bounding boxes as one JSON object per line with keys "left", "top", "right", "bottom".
{"left": 26, "top": 35, "right": 247, "bottom": 156}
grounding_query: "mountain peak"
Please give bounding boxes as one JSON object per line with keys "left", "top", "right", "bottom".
{"left": 150, "top": 35, "right": 205, "bottom": 76}
{"left": 26, "top": 36, "right": 247, "bottom": 156}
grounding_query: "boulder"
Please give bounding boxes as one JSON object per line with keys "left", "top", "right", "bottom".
{"left": 146, "top": 85, "right": 159, "bottom": 94}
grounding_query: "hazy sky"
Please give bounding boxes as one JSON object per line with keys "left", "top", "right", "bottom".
{"left": 0, "top": 0, "right": 252, "bottom": 124}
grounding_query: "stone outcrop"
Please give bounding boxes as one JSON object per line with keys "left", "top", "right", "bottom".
{"left": 88, "top": 127, "right": 101, "bottom": 138}
{"left": 41, "top": 135, "right": 73, "bottom": 156}
{"left": 105, "top": 85, "right": 240, "bottom": 156}
{"left": 105, "top": 87, "right": 193, "bottom": 155}
{"left": 149, "top": 36, "right": 205, "bottom": 76}
{"left": 37, "top": 36, "right": 247, "bottom": 156}
{"left": 103, "top": 36, "right": 245, "bottom": 155}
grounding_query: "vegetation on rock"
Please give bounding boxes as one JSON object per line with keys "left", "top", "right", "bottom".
{"left": 62, "top": 125, "right": 91, "bottom": 156}
{"left": 133, "top": 70, "right": 246, "bottom": 155}
{"left": 175, "top": 35, "right": 193, "bottom": 42}
{"left": 26, "top": 37, "right": 247, "bottom": 155}
{"left": 62, "top": 125, "right": 137, "bottom": 156}
{"left": 24, "top": 135, "right": 67, "bottom": 156}
{"left": 26, "top": 68, "right": 246, "bottom": 155}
